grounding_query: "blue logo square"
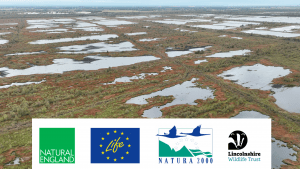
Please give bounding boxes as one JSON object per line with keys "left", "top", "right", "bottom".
{"left": 91, "top": 128, "right": 140, "bottom": 163}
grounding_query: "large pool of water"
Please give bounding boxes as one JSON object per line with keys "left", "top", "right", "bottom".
{"left": 0, "top": 55, "right": 160, "bottom": 78}
{"left": 126, "top": 78, "right": 214, "bottom": 118}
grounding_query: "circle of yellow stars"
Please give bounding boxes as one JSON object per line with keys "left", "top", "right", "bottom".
{"left": 99, "top": 130, "right": 131, "bottom": 162}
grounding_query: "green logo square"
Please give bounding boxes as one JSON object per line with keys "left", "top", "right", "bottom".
{"left": 39, "top": 128, "right": 75, "bottom": 164}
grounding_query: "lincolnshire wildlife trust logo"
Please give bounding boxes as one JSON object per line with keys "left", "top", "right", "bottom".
{"left": 91, "top": 128, "right": 140, "bottom": 163}
{"left": 39, "top": 128, "right": 75, "bottom": 163}
{"left": 228, "top": 130, "right": 261, "bottom": 162}
{"left": 157, "top": 125, "right": 213, "bottom": 164}
{"left": 228, "top": 130, "right": 248, "bottom": 150}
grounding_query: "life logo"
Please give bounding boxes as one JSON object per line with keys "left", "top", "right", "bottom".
{"left": 91, "top": 128, "right": 140, "bottom": 163}
{"left": 157, "top": 125, "right": 213, "bottom": 165}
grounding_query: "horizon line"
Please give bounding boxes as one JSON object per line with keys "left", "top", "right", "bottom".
{"left": 1, "top": 5, "right": 300, "bottom": 7}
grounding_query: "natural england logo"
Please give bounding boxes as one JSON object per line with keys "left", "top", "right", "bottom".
{"left": 157, "top": 125, "right": 213, "bottom": 165}
{"left": 91, "top": 128, "right": 140, "bottom": 163}
{"left": 39, "top": 128, "right": 75, "bottom": 164}
{"left": 228, "top": 130, "right": 261, "bottom": 162}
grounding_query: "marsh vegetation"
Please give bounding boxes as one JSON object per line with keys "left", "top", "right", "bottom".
{"left": 0, "top": 6, "right": 300, "bottom": 168}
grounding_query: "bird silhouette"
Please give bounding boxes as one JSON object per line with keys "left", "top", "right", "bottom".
{"left": 181, "top": 125, "right": 210, "bottom": 137}
{"left": 156, "top": 126, "right": 184, "bottom": 138}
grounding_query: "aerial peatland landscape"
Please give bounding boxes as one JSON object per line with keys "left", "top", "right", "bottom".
{"left": 0, "top": 6, "right": 300, "bottom": 168}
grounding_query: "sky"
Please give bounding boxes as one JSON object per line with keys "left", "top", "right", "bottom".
{"left": 0, "top": 0, "right": 299, "bottom": 6}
